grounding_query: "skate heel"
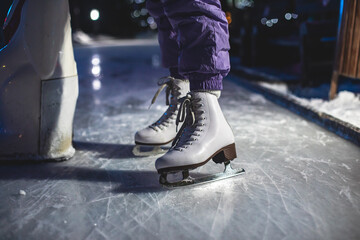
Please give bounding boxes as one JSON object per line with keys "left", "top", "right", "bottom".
{"left": 212, "top": 143, "right": 237, "bottom": 164}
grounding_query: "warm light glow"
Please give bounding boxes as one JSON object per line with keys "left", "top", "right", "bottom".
{"left": 226, "top": 12, "right": 232, "bottom": 25}
{"left": 90, "top": 9, "right": 100, "bottom": 21}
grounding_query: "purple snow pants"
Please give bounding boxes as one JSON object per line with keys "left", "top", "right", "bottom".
{"left": 146, "top": 0, "right": 230, "bottom": 91}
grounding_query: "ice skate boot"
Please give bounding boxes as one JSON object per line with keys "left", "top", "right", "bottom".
{"left": 133, "top": 77, "right": 190, "bottom": 156}
{"left": 0, "top": 0, "right": 78, "bottom": 161}
{"left": 156, "top": 91, "right": 245, "bottom": 187}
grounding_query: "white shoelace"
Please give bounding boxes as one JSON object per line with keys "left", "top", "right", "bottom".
{"left": 149, "top": 77, "right": 182, "bottom": 131}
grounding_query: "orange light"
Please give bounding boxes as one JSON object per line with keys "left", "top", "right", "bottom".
{"left": 226, "top": 12, "right": 232, "bottom": 25}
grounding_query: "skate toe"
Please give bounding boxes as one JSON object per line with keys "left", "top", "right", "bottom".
{"left": 155, "top": 151, "right": 189, "bottom": 173}
{"left": 134, "top": 128, "right": 154, "bottom": 144}
{"left": 155, "top": 156, "right": 169, "bottom": 172}
{"left": 155, "top": 154, "right": 177, "bottom": 173}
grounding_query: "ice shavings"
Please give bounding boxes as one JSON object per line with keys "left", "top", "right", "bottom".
{"left": 19, "top": 190, "right": 26, "bottom": 196}
{"left": 249, "top": 94, "right": 267, "bottom": 104}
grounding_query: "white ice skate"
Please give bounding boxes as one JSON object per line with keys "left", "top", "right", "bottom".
{"left": 155, "top": 91, "right": 245, "bottom": 187}
{"left": 133, "top": 77, "right": 190, "bottom": 156}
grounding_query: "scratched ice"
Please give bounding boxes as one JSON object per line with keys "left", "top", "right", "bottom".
{"left": 0, "top": 39, "right": 359, "bottom": 240}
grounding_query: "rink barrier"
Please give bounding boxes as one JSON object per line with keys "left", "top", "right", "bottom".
{"left": 230, "top": 71, "right": 360, "bottom": 147}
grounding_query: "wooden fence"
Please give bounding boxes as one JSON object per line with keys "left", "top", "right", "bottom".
{"left": 330, "top": 0, "right": 360, "bottom": 99}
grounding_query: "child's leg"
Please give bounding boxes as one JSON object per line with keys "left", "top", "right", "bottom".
{"left": 133, "top": 0, "right": 190, "bottom": 156}
{"left": 162, "top": 0, "right": 230, "bottom": 90}
{"left": 146, "top": 0, "right": 182, "bottom": 78}
{"left": 154, "top": 1, "right": 238, "bottom": 185}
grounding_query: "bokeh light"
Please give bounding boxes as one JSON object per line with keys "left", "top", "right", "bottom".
{"left": 90, "top": 9, "right": 100, "bottom": 21}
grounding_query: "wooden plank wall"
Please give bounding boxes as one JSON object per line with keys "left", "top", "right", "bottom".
{"left": 337, "top": 0, "right": 360, "bottom": 78}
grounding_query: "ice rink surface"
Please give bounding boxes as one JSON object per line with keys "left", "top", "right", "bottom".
{"left": 1, "top": 40, "right": 360, "bottom": 240}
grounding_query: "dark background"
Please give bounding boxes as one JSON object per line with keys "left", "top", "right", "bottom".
{"left": 0, "top": 0, "right": 342, "bottom": 87}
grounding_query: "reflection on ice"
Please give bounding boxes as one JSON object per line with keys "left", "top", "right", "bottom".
{"left": 91, "top": 55, "right": 101, "bottom": 65}
{"left": 151, "top": 54, "right": 160, "bottom": 67}
{"left": 91, "top": 65, "right": 101, "bottom": 76}
{"left": 92, "top": 79, "right": 101, "bottom": 91}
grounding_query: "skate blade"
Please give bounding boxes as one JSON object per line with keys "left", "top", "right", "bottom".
{"left": 160, "top": 162, "right": 245, "bottom": 188}
{"left": 132, "top": 145, "right": 167, "bottom": 157}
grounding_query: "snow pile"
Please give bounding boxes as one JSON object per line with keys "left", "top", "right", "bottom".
{"left": 72, "top": 31, "right": 93, "bottom": 45}
{"left": 296, "top": 91, "right": 360, "bottom": 128}
{"left": 259, "top": 82, "right": 360, "bottom": 128}
{"left": 259, "top": 82, "right": 288, "bottom": 95}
